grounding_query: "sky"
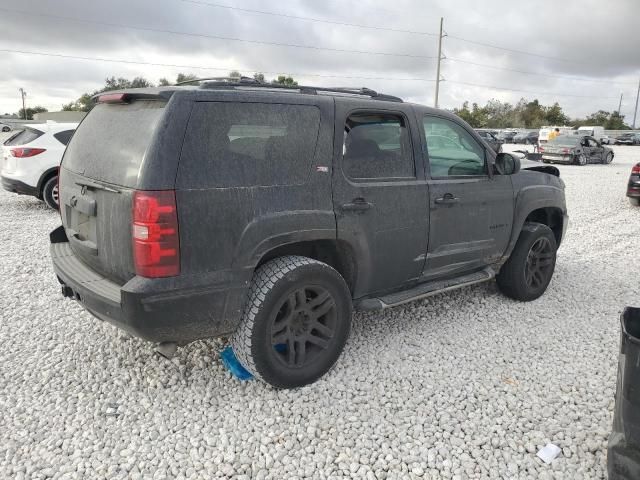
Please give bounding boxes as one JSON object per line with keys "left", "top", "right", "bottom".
{"left": 1, "top": 0, "right": 639, "bottom": 121}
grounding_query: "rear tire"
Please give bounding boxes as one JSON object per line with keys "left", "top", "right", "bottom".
{"left": 576, "top": 154, "right": 587, "bottom": 166}
{"left": 1, "top": 126, "right": 9, "bottom": 132}
{"left": 496, "top": 223, "right": 557, "bottom": 301}
{"left": 231, "top": 256, "right": 352, "bottom": 389}
{"left": 42, "top": 176, "right": 59, "bottom": 210}
{"left": 630, "top": 198, "right": 640, "bottom": 207}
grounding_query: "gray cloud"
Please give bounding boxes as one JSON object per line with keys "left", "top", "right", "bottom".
{"left": 1, "top": 0, "right": 639, "bottom": 119}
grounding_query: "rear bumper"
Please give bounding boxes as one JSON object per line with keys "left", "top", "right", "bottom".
{"left": 1, "top": 175, "right": 38, "bottom": 197}
{"left": 541, "top": 154, "right": 575, "bottom": 164}
{"left": 49, "top": 225, "right": 251, "bottom": 345}
{"left": 628, "top": 177, "right": 640, "bottom": 198}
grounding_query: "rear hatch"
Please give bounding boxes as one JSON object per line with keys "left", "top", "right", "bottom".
{"left": 59, "top": 96, "right": 170, "bottom": 284}
{"left": 2, "top": 127, "right": 45, "bottom": 174}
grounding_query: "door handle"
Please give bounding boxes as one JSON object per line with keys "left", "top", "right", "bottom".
{"left": 434, "top": 193, "right": 459, "bottom": 205}
{"left": 341, "top": 198, "right": 373, "bottom": 212}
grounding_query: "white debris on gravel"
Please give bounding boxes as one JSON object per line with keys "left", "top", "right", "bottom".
{"left": 1, "top": 145, "right": 639, "bottom": 479}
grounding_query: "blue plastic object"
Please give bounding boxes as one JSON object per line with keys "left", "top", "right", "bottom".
{"left": 220, "top": 346, "right": 253, "bottom": 381}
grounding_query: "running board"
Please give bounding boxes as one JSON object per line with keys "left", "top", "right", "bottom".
{"left": 356, "top": 267, "right": 495, "bottom": 311}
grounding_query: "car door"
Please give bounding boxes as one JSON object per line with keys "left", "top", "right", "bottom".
{"left": 421, "top": 114, "right": 514, "bottom": 279}
{"left": 332, "top": 104, "right": 429, "bottom": 297}
{"left": 586, "top": 137, "right": 604, "bottom": 163}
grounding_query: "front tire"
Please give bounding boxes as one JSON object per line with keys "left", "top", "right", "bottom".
{"left": 42, "top": 176, "right": 59, "bottom": 210}
{"left": 496, "top": 223, "right": 557, "bottom": 301}
{"left": 1, "top": 126, "right": 9, "bottom": 132}
{"left": 630, "top": 198, "right": 640, "bottom": 207}
{"left": 604, "top": 152, "right": 613, "bottom": 164}
{"left": 231, "top": 256, "right": 352, "bottom": 389}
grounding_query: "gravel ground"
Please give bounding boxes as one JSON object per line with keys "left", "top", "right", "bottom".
{"left": 1, "top": 145, "right": 639, "bottom": 479}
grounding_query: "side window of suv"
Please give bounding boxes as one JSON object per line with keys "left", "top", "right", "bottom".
{"left": 53, "top": 130, "right": 74, "bottom": 146}
{"left": 342, "top": 113, "right": 415, "bottom": 180}
{"left": 423, "top": 116, "right": 486, "bottom": 177}
{"left": 179, "top": 102, "right": 321, "bottom": 188}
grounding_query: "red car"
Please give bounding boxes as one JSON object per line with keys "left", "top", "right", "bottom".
{"left": 628, "top": 163, "right": 640, "bottom": 206}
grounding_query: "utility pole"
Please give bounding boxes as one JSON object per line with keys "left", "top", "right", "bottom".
{"left": 633, "top": 78, "right": 640, "bottom": 129}
{"left": 19, "top": 88, "right": 27, "bottom": 120}
{"left": 618, "top": 93, "right": 623, "bottom": 114}
{"left": 434, "top": 17, "right": 444, "bottom": 109}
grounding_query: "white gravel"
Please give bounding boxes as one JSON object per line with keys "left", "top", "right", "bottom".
{"left": 1, "top": 145, "right": 639, "bottom": 479}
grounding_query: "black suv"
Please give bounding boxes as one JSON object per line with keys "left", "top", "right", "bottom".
{"left": 50, "top": 80, "right": 568, "bottom": 388}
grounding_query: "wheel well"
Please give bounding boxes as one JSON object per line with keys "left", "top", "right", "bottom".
{"left": 256, "top": 240, "right": 357, "bottom": 294}
{"left": 37, "top": 169, "right": 58, "bottom": 199}
{"left": 525, "top": 207, "right": 564, "bottom": 245}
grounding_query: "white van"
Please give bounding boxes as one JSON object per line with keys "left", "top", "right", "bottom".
{"left": 577, "top": 126, "right": 607, "bottom": 144}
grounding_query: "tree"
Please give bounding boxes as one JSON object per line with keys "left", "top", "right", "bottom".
{"left": 544, "top": 102, "right": 569, "bottom": 126}
{"left": 228, "top": 70, "right": 241, "bottom": 80}
{"left": 18, "top": 106, "right": 48, "bottom": 120}
{"left": 452, "top": 101, "right": 488, "bottom": 128}
{"left": 158, "top": 78, "right": 171, "bottom": 86}
{"left": 176, "top": 73, "right": 198, "bottom": 84}
{"left": 272, "top": 75, "right": 298, "bottom": 87}
{"left": 253, "top": 72, "right": 266, "bottom": 83}
{"left": 572, "top": 110, "right": 630, "bottom": 130}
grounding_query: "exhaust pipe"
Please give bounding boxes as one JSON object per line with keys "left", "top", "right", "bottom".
{"left": 155, "top": 342, "right": 178, "bottom": 359}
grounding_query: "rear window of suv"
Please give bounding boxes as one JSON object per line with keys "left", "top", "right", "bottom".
{"left": 178, "top": 102, "right": 321, "bottom": 188}
{"left": 3, "top": 127, "right": 44, "bottom": 146}
{"left": 62, "top": 101, "right": 165, "bottom": 187}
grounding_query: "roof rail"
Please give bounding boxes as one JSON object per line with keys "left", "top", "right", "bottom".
{"left": 177, "top": 77, "right": 403, "bottom": 102}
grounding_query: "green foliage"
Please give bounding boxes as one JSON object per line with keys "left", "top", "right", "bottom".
{"left": 572, "top": 110, "right": 631, "bottom": 130}
{"left": 449, "top": 98, "right": 618, "bottom": 129}
{"left": 18, "top": 106, "right": 48, "bottom": 120}
{"left": 272, "top": 75, "right": 298, "bottom": 87}
{"left": 175, "top": 73, "right": 198, "bottom": 84}
{"left": 253, "top": 73, "right": 266, "bottom": 83}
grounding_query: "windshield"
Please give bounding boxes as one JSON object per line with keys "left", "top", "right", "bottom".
{"left": 548, "top": 135, "right": 580, "bottom": 146}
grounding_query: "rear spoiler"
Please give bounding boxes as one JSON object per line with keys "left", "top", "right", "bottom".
{"left": 92, "top": 90, "right": 174, "bottom": 105}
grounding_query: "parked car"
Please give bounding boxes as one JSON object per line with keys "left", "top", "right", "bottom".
{"left": 513, "top": 130, "right": 539, "bottom": 144}
{"left": 497, "top": 130, "right": 517, "bottom": 143}
{"left": 475, "top": 129, "right": 503, "bottom": 152}
{"left": 601, "top": 134, "right": 613, "bottom": 145}
{"left": 49, "top": 81, "right": 568, "bottom": 388}
{"left": 539, "top": 134, "right": 614, "bottom": 165}
{"left": 627, "top": 163, "right": 640, "bottom": 206}
{"left": 615, "top": 133, "right": 640, "bottom": 145}
{"left": 576, "top": 125, "right": 607, "bottom": 144}
{"left": 1, "top": 122, "right": 77, "bottom": 209}
{"left": 0, "top": 122, "right": 12, "bottom": 133}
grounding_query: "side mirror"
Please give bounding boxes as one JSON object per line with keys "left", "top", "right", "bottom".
{"left": 494, "top": 152, "right": 521, "bottom": 175}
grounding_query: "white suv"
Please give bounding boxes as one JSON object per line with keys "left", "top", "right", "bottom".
{"left": 1, "top": 122, "right": 77, "bottom": 209}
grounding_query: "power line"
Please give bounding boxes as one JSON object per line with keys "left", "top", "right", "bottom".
{"left": 180, "top": 0, "right": 438, "bottom": 36}
{"left": 447, "top": 79, "right": 619, "bottom": 99}
{"left": 446, "top": 34, "right": 584, "bottom": 64}
{"left": 447, "top": 57, "right": 637, "bottom": 86}
{"left": 0, "top": 7, "right": 435, "bottom": 59}
{"left": 0, "top": 48, "right": 434, "bottom": 82}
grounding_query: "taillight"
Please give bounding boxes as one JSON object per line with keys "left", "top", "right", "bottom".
{"left": 632, "top": 164, "right": 640, "bottom": 174}
{"left": 562, "top": 148, "right": 570, "bottom": 154}
{"left": 539, "top": 146, "right": 545, "bottom": 152}
{"left": 11, "top": 147, "right": 46, "bottom": 157}
{"left": 132, "top": 190, "right": 180, "bottom": 278}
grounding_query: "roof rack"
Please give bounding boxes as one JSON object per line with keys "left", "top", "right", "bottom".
{"left": 176, "top": 77, "right": 403, "bottom": 102}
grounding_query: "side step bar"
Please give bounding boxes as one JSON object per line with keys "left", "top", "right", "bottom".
{"left": 356, "top": 267, "right": 495, "bottom": 311}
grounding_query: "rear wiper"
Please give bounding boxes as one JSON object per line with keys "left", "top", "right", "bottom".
{"left": 75, "top": 179, "right": 121, "bottom": 193}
